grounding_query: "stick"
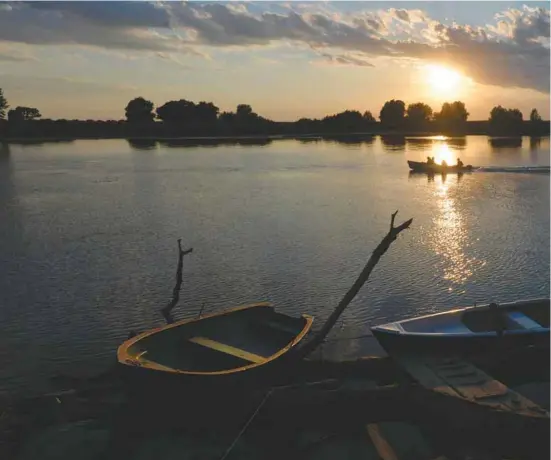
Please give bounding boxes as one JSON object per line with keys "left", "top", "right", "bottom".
{"left": 296, "top": 211, "right": 413, "bottom": 358}
{"left": 160, "top": 239, "right": 193, "bottom": 323}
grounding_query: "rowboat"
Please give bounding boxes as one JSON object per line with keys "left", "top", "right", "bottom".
{"left": 408, "top": 160, "right": 475, "bottom": 174}
{"left": 371, "top": 298, "right": 550, "bottom": 356}
{"left": 117, "top": 302, "right": 313, "bottom": 388}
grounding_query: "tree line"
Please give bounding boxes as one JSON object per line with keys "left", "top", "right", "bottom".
{"left": 0, "top": 88, "right": 548, "bottom": 139}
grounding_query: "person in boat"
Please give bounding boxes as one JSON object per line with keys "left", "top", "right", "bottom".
{"left": 441, "top": 159, "right": 448, "bottom": 169}
{"left": 456, "top": 158, "right": 464, "bottom": 168}
{"left": 426, "top": 156, "right": 434, "bottom": 165}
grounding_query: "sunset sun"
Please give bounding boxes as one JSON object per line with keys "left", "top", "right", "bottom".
{"left": 426, "top": 65, "right": 462, "bottom": 93}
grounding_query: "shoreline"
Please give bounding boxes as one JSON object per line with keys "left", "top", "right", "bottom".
{"left": 1, "top": 132, "right": 549, "bottom": 144}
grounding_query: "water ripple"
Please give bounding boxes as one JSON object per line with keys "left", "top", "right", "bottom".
{"left": 0, "top": 137, "right": 549, "bottom": 395}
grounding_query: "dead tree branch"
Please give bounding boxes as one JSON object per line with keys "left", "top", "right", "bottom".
{"left": 296, "top": 211, "right": 413, "bottom": 359}
{"left": 161, "top": 239, "right": 193, "bottom": 323}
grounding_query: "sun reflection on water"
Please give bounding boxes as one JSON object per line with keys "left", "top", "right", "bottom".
{"left": 430, "top": 176, "right": 485, "bottom": 290}
{"left": 432, "top": 142, "right": 455, "bottom": 165}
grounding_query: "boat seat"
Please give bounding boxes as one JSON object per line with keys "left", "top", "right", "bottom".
{"left": 507, "top": 311, "right": 542, "bottom": 330}
{"left": 188, "top": 337, "right": 265, "bottom": 364}
{"left": 259, "top": 319, "right": 299, "bottom": 335}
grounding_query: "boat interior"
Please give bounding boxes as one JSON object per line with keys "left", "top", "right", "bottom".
{"left": 462, "top": 300, "right": 550, "bottom": 333}
{"left": 125, "top": 305, "right": 310, "bottom": 372}
{"left": 399, "top": 300, "right": 550, "bottom": 334}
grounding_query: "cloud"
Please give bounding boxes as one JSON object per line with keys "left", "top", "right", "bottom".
{"left": 0, "top": 42, "right": 37, "bottom": 62}
{"left": 317, "top": 52, "right": 374, "bottom": 67}
{"left": 0, "top": 2, "right": 549, "bottom": 93}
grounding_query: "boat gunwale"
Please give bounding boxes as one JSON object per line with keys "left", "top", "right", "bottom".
{"left": 407, "top": 160, "right": 475, "bottom": 173}
{"left": 117, "top": 301, "right": 314, "bottom": 376}
{"left": 370, "top": 298, "right": 550, "bottom": 337}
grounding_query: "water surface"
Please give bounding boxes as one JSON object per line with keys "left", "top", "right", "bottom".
{"left": 0, "top": 136, "right": 549, "bottom": 395}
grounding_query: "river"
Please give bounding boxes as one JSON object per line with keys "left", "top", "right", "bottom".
{"left": 0, "top": 135, "right": 549, "bottom": 395}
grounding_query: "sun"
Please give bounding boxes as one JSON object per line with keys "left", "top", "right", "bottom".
{"left": 425, "top": 65, "right": 462, "bottom": 93}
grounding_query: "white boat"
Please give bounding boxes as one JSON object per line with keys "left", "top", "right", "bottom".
{"left": 371, "top": 298, "right": 549, "bottom": 356}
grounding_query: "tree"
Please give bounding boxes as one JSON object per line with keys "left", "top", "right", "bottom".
{"left": 156, "top": 99, "right": 196, "bottom": 124}
{"left": 236, "top": 104, "right": 254, "bottom": 118}
{"left": 379, "top": 99, "right": 405, "bottom": 127}
{"left": 530, "top": 108, "right": 542, "bottom": 123}
{"left": 125, "top": 97, "right": 155, "bottom": 123}
{"left": 322, "top": 110, "right": 365, "bottom": 132}
{"left": 489, "top": 105, "right": 523, "bottom": 134}
{"left": 406, "top": 102, "right": 433, "bottom": 125}
{"left": 433, "top": 101, "right": 469, "bottom": 132}
{"left": 0, "top": 88, "right": 8, "bottom": 119}
{"left": 434, "top": 101, "right": 469, "bottom": 123}
{"left": 362, "top": 111, "right": 376, "bottom": 123}
{"left": 489, "top": 106, "right": 523, "bottom": 124}
{"left": 219, "top": 111, "right": 235, "bottom": 124}
{"left": 8, "top": 106, "right": 41, "bottom": 122}
{"left": 195, "top": 101, "right": 219, "bottom": 124}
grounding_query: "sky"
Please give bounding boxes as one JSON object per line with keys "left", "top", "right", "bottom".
{"left": 0, "top": 1, "right": 549, "bottom": 121}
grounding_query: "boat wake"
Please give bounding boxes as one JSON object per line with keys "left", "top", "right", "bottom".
{"left": 476, "top": 166, "right": 550, "bottom": 174}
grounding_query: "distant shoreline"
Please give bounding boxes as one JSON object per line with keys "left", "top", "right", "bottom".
{"left": 0, "top": 117, "right": 549, "bottom": 143}
{"left": 2, "top": 131, "right": 550, "bottom": 145}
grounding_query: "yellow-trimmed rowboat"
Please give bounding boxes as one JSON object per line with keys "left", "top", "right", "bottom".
{"left": 117, "top": 302, "right": 313, "bottom": 385}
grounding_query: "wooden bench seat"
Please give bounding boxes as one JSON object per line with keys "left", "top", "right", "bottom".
{"left": 188, "top": 337, "right": 265, "bottom": 364}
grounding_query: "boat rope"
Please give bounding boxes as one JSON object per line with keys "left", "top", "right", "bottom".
{"left": 218, "top": 388, "right": 274, "bottom": 460}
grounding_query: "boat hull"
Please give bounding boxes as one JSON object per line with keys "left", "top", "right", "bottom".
{"left": 117, "top": 302, "right": 314, "bottom": 395}
{"left": 371, "top": 298, "right": 550, "bottom": 357}
{"left": 408, "top": 160, "right": 474, "bottom": 174}
{"left": 371, "top": 327, "right": 549, "bottom": 357}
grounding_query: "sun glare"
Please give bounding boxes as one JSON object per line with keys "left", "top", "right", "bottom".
{"left": 426, "top": 65, "right": 462, "bottom": 93}
{"left": 432, "top": 143, "right": 455, "bottom": 166}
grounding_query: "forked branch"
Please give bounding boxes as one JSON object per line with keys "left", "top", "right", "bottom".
{"left": 296, "top": 211, "right": 413, "bottom": 358}
{"left": 161, "top": 239, "right": 193, "bottom": 323}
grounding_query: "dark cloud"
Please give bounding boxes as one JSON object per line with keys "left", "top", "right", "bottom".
{"left": 27, "top": 1, "right": 170, "bottom": 28}
{"left": 0, "top": 2, "right": 548, "bottom": 93}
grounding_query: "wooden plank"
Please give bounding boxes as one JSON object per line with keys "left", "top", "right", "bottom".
{"left": 189, "top": 337, "right": 266, "bottom": 364}
{"left": 393, "top": 353, "right": 548, "bottom": 419}
{"left": 391, "top": 354, "right": 460, "bottom": 397}
{"left": 366, "top": 424, "right": 399, "bottom": 460}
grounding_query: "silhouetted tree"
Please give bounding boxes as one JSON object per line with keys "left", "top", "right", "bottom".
{"left": 363, "top": 111, "right": 376, "bottom": 123}
{"left": 125, "top": 97, "right": 155, "bottom": 123}
{"left": 156, "top": 99, "right": 196, "bottom": 124}
{"left": 219, "top": 111, "right": 235, "bottom": 124}
{"left": 434, "top": 102, "right": 468, "bottom": 122}
{"left": 8, "top": 106, "right": 42, "bottom": 122}
{"left": 433, "top": 101, "right": 469, "bottom": 133}
{"left": 0, "top": 88, "right": 8, "bottom": 119}
{"left": 217, "top": 104, "right": 273, "bottom": 135}
{"left": 195, "top": 101, "right": 219, "bottom": 124}
{"left": 236, "top": 104, "right": 253, "bottom": 118}
{"left": 379, "top": 100, "right": 405, "bottom": 128}
{"left": 406, "top": 102, "right": 433, "bottom": 127}
{"left": 530, "top": 108, "right": 542, "bottom": 123}
{"left": 489, "top": 105, "right": 523, "bottom": 134}
{"left": 322, "top": 110, "right": 367, "bottom": 133}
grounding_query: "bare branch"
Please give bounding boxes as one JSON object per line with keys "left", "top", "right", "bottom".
{"left": 390, "top": 210, "right": 398, "bottom": 231}
{"left": 160, "top": 239, "right": 193, "bottom": 324}
{"left": 296, "top": 212, "right": 413, "bottom": 358}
